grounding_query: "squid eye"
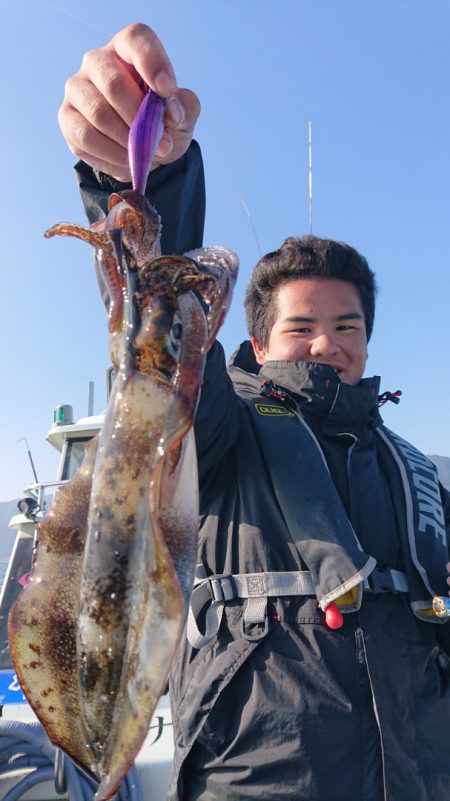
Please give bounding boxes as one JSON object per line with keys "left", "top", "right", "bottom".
{"left": 172, "top": 322, "right": 182, "bottom": 340}
{"left": 166, "top": 316, "right": 183, "bottom": 359}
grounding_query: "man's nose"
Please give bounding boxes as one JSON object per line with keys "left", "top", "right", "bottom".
{"left": 309, "top": 333, "right": 340, "bottom": 357}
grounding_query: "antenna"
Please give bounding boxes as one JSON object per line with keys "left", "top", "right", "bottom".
{"left": 88, "top": 381, "right": 95, "bottom": 417}
{"left": 17, "top": 438, "right": 39, "bottom": 484}
{"left": 308, "top": 121, "right": 313, "bottom": 234}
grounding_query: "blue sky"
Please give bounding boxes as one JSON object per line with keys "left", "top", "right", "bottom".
{"left": 1, "top": 0, "right": 450, "bottom": 501}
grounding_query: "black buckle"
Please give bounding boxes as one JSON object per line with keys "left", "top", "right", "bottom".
{"left": 368, "top": 568, "right": 395, "bottom": 593}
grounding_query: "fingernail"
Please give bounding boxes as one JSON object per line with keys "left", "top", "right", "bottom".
{"left": 167, "top": 95, "right": 185, "bottom": 127}
{"left": 155, "top": 69, "right": 175, "bottom": 96}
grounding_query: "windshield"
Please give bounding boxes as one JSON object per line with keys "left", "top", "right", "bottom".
{"left": 61, "top": 436, "right": 94, "bottom": 481}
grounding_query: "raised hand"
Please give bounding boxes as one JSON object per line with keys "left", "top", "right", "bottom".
{"left": 58, "top": 22, "right": 201, "bottom": 181}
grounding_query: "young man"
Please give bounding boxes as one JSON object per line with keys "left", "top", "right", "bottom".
{"left": 60, "top": 23, "right": 450, "bottom": 801}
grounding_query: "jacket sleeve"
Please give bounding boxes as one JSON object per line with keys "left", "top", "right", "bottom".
{"left": 194, "top": 342, "right": 241, "bottom": 483}
{"left": 74, "top": 139, "right": 205, "bottom": 308}
{"left": 75, "top": 141, "right": 239, "bottom": 475}
{"left": 75, "top": 139, "right": 205, "bottom": 254}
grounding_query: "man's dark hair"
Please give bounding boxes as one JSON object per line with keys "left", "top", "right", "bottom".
{"left": 244, "top": 235, "right": 378, "bottom": 346}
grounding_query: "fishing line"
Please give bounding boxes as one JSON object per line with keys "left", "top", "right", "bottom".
{"left": 37, "top": 0, "right": 112, "bottom": 37}
{"left": 238, "top": 196, "right": 261, "bottom": 258}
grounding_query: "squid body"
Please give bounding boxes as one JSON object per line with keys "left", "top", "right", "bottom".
{"left": 8, "top": 90, "right": 238, "bottom": 800}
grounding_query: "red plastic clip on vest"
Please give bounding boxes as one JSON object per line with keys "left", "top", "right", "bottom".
{"left": 324, "top": 601, "right": 344, "bottom": 629}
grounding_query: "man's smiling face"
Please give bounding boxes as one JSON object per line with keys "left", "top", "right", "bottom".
{"left": 251, "top": 277, "right": 369, "bottom": 385}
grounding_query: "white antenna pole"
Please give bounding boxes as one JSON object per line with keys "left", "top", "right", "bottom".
{"left": 308, "top": 121, "right": 313, "bottom": 234}
{"left": 88, "top": 381, "right": 95, "bottom": 416}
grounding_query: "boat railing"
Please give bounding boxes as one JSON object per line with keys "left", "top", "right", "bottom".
{"left": 19, "top": 480, "right": 69, "bottom": 516}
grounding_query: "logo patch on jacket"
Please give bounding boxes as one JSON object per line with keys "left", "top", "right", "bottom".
{"left": 254, "top": 403, "right": 293, "bottom": 417}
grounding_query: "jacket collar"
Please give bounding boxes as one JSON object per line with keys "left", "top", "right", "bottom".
{"left": 229, "top": 340, "right": 382, "bottom": 434}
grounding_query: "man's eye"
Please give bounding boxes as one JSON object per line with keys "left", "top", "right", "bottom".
{"left": 336, "top": 325, "right": 355, "bottom": 331}
{"left": 291, "top": 327, "right": 311, "bottom": 334}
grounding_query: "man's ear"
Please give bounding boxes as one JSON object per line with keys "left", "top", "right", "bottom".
{"left": 251, "top": 337, "right": 266, "bottom": 366}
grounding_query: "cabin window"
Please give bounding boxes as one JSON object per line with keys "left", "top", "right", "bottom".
{"left": 61, "top": 437, "right": 94, "bottom": 481}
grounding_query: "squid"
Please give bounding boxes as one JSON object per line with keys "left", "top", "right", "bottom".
{"left": 8, "top": 90, "right": 238, "bottom": 800}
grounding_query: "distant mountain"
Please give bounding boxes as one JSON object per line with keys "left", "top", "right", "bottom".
{"left": 429, "top": 455, "right": 450, "bottom": 491}
{"left": 0, "top": 499, "right": 20, "bottom": 562}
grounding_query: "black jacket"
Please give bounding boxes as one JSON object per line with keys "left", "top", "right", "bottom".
{"left": 169, "top": 340, "right": 450, "bottom": 801}
{"left": 77, "top": 145, "right": 450, "bottom": 801}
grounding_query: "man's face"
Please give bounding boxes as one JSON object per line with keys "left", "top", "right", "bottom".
{"left": 251, "top": 278, "right": 368, "bottom": 385}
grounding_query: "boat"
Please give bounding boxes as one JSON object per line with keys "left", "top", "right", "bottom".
{"left": 0, "top": 393, "right": 174, "bottom": 800}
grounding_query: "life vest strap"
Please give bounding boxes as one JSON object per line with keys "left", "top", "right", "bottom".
{"left": 364, "top": 567, "right": 409, "bottom": 593}
{"left": 187, "top": 567, "right": 409, "bottom": 648}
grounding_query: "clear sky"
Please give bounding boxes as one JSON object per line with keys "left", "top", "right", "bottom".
{"left": 1, "top": 0, "right": 450, "bottom": 501}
